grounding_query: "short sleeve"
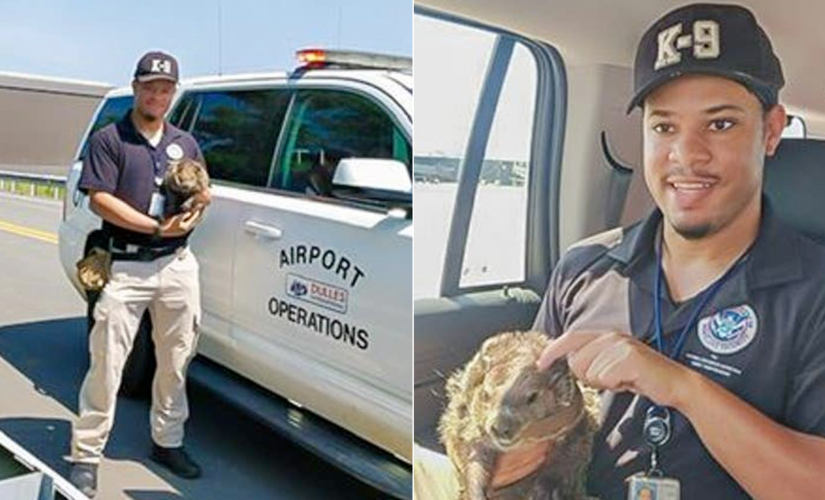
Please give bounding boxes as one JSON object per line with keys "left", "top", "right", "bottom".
{"left": 784, "top": 323, "right": 825, "bottom": 436}
{"left": 78, "top": 130, "right": 119, "bottom": 194}
{"left": 531, "top": 260, "right": 566, "bottom": 338}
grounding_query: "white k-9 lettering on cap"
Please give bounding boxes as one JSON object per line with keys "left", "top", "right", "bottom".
{"left": 654, "top": 20, "right": 721, "bottom": 70}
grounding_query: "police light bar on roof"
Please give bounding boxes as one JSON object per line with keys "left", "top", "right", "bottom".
{"left": 296, "top": 48, "right": 412, "bottom": 71}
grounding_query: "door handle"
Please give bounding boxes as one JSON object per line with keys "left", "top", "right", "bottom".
{"left": 244, "top": 221, "right": 283, "bottom": 240}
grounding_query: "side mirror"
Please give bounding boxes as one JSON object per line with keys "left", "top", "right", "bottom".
{"left": 331, "top": 158, "right": 412, "bottom": 206}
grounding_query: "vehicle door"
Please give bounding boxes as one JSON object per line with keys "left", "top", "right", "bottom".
{"left": 176, "top": 86, "right": 292, "bottom": 361}
{"left": 231, "top": 79, "right": 412, "bottom": 459}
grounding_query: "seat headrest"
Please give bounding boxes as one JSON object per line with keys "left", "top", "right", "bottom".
{"left": 764, "top": 138, "right": 825, "bottom": 245}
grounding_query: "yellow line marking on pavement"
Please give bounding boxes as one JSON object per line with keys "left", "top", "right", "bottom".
{"left": 0, "top": 219, "right": 58, "bottom": 244}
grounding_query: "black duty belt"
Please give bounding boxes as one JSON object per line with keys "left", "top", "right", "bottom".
{"left": 110, "top": 239, "right": 184, "bottom": 262}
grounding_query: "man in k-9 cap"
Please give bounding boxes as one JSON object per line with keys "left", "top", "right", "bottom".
{"left": 415, "top": 3, "right": 825, "bottom": 499}
{"left": 69, "top": 50, "right": 210, "bottom": 497}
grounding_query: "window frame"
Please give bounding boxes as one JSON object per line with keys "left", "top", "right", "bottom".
{"left": 414, "top": 6, "right": 567, "bottom": 299}
{"left": 168, "top": 92, "right": 201, "bottom": 132}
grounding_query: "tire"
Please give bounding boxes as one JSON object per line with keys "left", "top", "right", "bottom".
{"left": 86, "top": 292, "right": 156, "bottom": 399}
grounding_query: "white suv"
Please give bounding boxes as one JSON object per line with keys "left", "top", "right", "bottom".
{"left": 58, "top": 49, "right": 412, "bottom": 498}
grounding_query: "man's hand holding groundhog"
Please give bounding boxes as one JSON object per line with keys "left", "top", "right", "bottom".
{"left": 159, "top": 188, "right": 210, "bottom": 238}
{"left": 165, "top": 184, "right": 212, "bottom": 237}
{"left": 189, "top": 187, "right": 212, "bottom": 210}
{"left": 488, "top": 440, "right": 554, "bottom": 489}
{"left": 159, "top": 208, "right": 202, "bottom": 237}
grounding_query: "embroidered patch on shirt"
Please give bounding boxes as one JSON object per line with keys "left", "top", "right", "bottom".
{"left": 697, "top": 304, "right": 758, "bottom": 355}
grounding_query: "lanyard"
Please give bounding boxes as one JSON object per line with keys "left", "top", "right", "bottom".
{"left": 652, "top": 236, "right": 748, "bottom": 360}
{"left": 644, "top": 234, "right": 747, "bottom": 474}
{"left": 149, "top": 145, "right": 167, "bottom": 187}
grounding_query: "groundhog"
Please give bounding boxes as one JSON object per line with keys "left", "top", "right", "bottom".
{"left": 439, "top": 331, "right": 601, "bottom": 500}
{"left": 161, "top": 158, "right": 210, "bottom": 218}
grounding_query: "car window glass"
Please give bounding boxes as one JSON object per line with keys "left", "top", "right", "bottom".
{"left": 275, "top": 89, "right": 410, "bottom": 197}
{"left": 189, "top": 89, "right": 290, "bottom": 187}
{"left": 78, "top": 95, "right": 133, "bottom": 160}
{"left": 460, "top": 42, "right": 536, "bottom": 289}
{"left": 414, "top": 13, "right": 538, "bottom": 298}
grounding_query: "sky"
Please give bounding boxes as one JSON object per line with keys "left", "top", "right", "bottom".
{"left": 0, "top": 0, "right": 411, "bottom": 86}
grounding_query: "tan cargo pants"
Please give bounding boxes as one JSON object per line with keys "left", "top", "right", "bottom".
{"left": 71, "top": 246, "right": 201, "bottom": 464}
{"left": 414, "top": 444, "right": 460, "bottom": 500}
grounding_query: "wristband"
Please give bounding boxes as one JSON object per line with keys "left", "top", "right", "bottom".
{"left": 152, "top": 221, "right": 163, "bottom": 242}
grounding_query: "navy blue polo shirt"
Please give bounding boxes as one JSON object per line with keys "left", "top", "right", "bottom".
{"left": 533, "top": 200, "right": 825, "bottom": 499}
{"left": 79, "top": 109, "right": 204, "bottom": 247}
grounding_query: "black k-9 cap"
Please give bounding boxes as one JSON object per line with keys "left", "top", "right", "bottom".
{"left": 628, "top": 3, "right": 784, "bottom": 113}
{"left": 134, "top": 51, "right": 179, "bottom": 83}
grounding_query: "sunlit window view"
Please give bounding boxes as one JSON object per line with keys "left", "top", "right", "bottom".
{"left": 414, "top": 14, "right": 537, "bottom": 299}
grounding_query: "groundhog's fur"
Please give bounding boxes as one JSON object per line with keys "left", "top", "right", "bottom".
{"left": 162, "top": 158, "right": 210, "bottom": 217}
{"left": 439, "top": 331, "right": 600, "bottom": 500}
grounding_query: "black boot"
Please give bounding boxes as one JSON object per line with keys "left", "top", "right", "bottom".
{"left": 69, "top": 463, "right": 98, "bottom": 498}
{"left": 150, "top": 444, "right": 201, "bottom": 479}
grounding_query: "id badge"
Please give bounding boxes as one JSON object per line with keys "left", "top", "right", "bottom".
{"left": 627, "top": 475, "right": 680, "bottom": 500}
{"left": 148, "top": 192, "right": 166, "bottom": 219}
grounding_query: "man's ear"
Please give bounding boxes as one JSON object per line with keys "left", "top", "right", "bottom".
{"left": 764, "top": 104, "right": 787, "bottom": 157}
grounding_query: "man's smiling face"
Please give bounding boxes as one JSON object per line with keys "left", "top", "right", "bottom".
{"left": 132, "top": 79, "right": 176, "bottom": 122}
{"left": 643, "top": 74, "right": 785, "bottom": 240}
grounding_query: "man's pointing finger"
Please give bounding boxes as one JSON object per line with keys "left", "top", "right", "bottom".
{"left": 536, "top": 331, "right": 601, "bottom": 371}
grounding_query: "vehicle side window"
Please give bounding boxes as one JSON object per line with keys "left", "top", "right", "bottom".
{"left": 414, "top": 12, "right": 540, "bottom": 298}
{"left": 188, "top": 89, "right": 290, "bottom": 187}
{"left": 78, "top": 95, "right": 133, "bottom": 160}
{"left": 275, "top": 89, "right": 410, "bottom": 196}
